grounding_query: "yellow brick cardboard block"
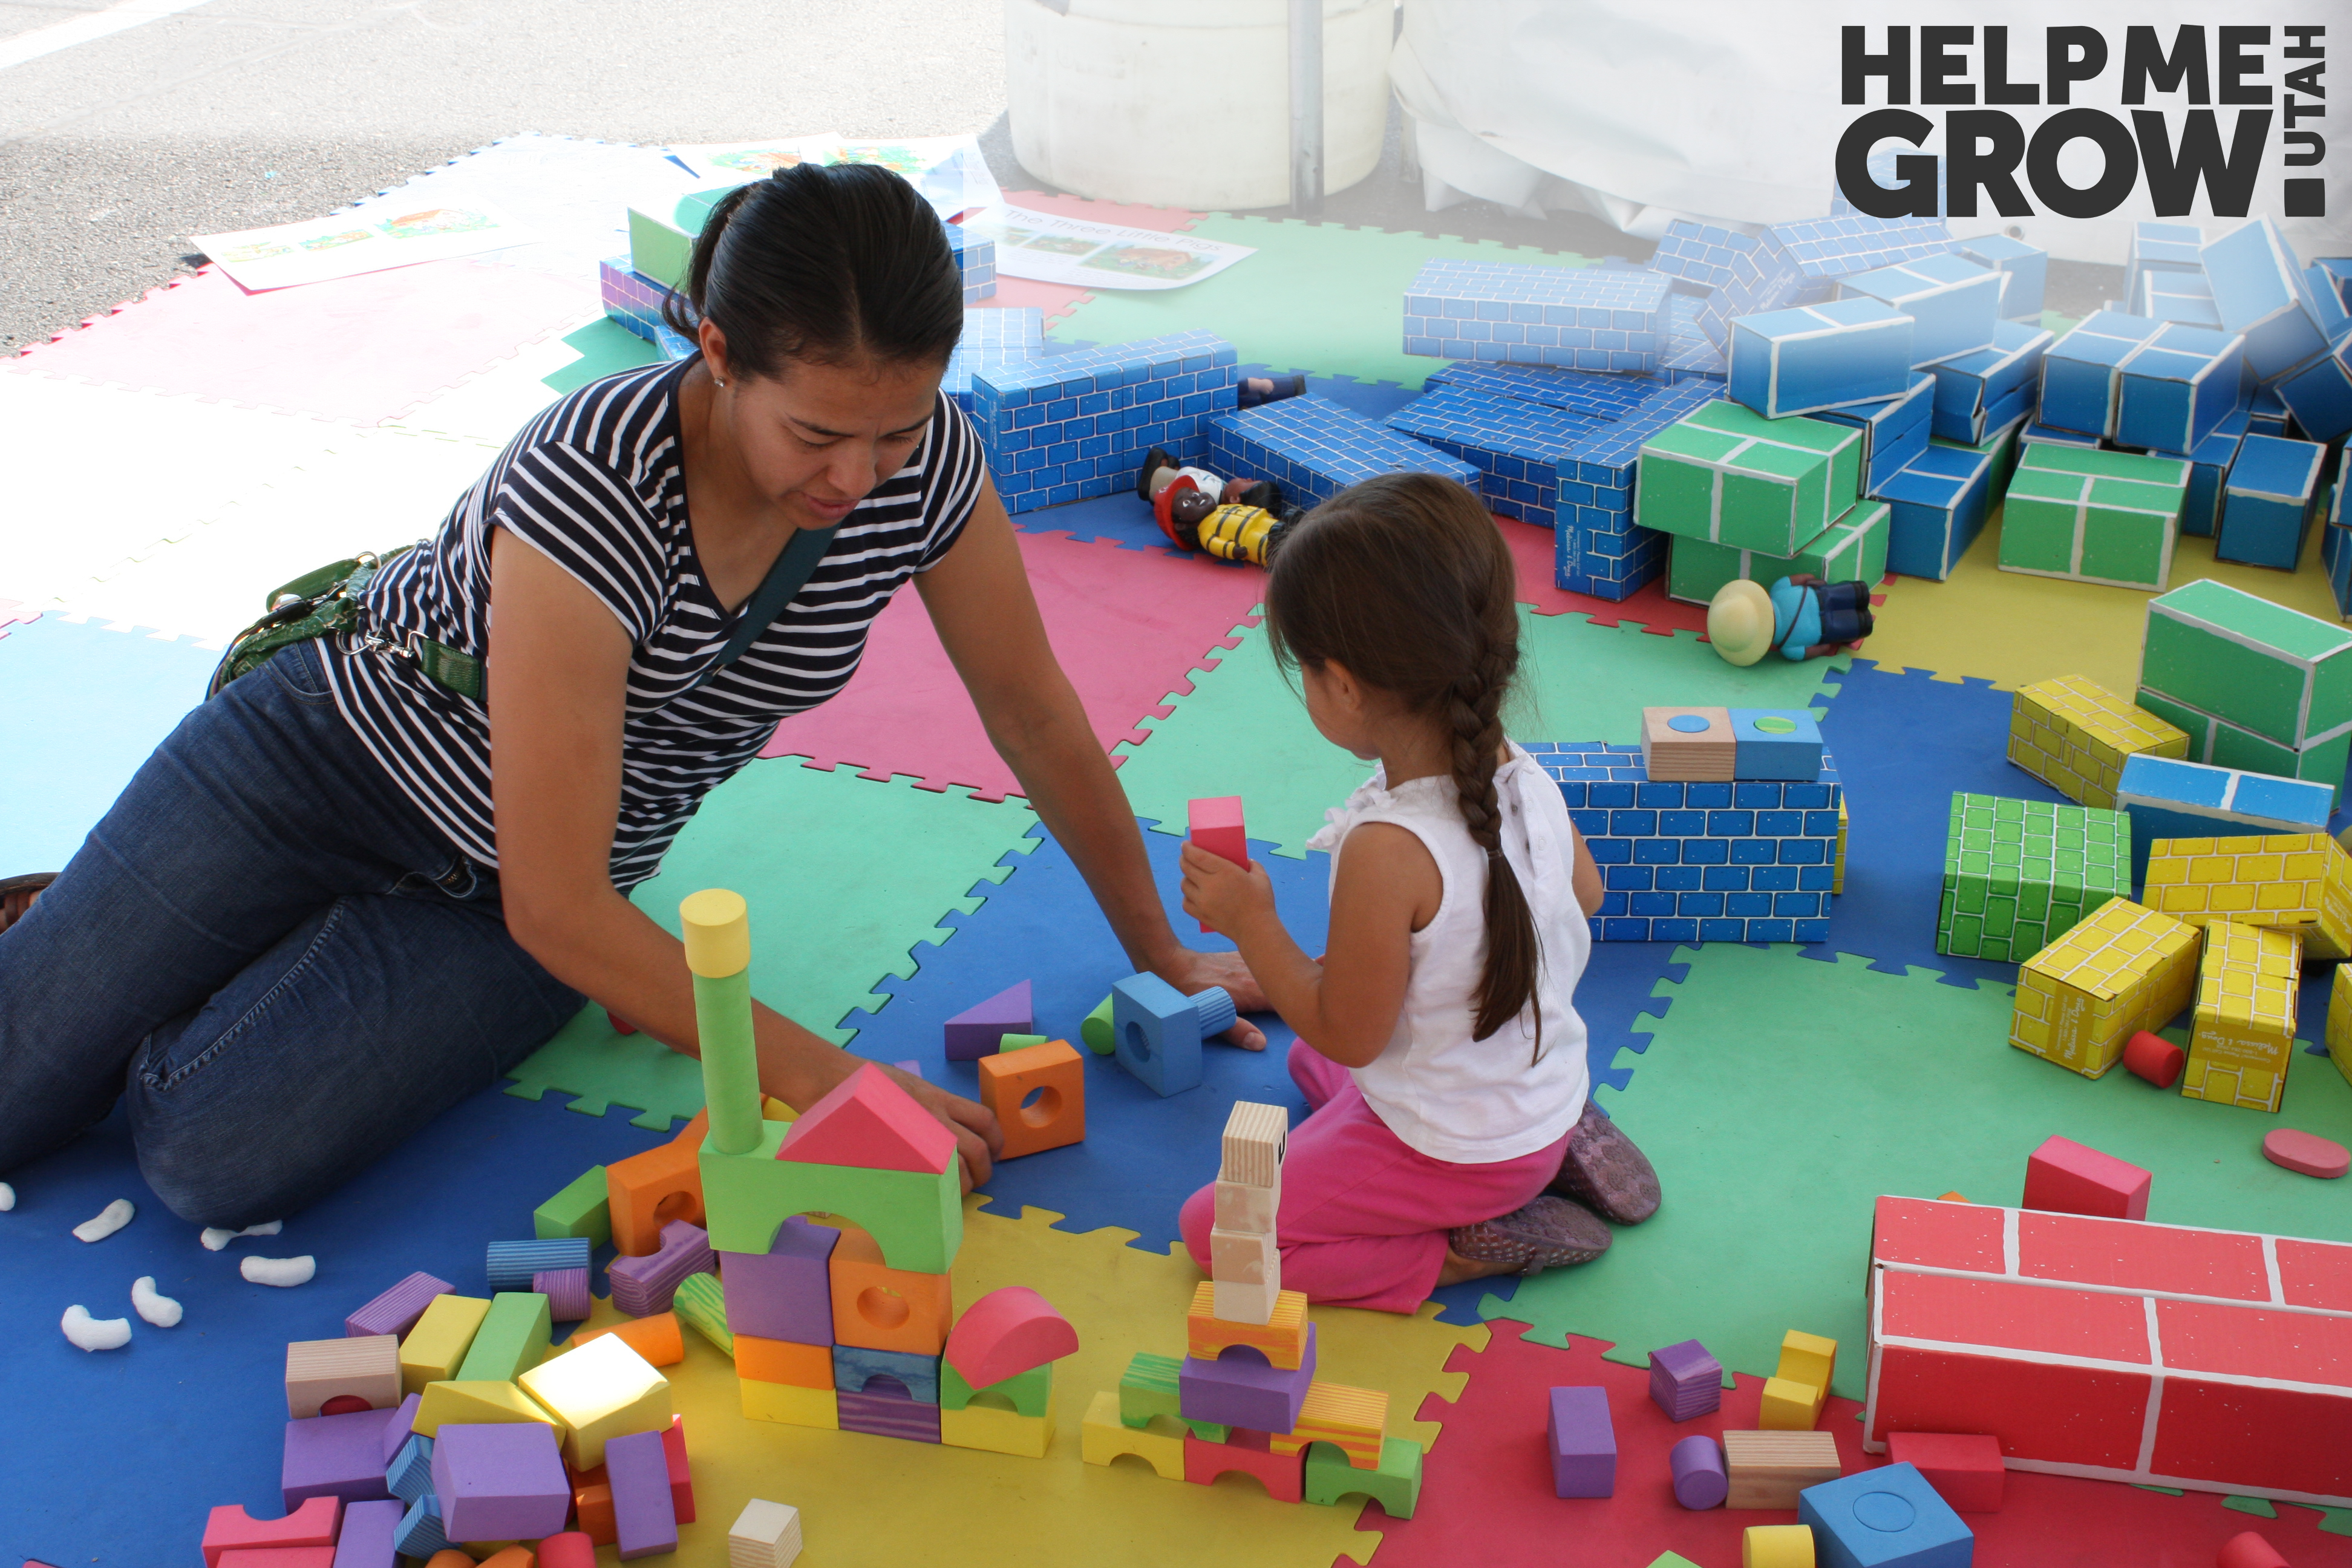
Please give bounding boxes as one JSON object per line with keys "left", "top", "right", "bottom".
{"left": 2183, "top": 919, "right": 2302, "bottom": 1113}
{"left": 2142, "top": 832, "right": 2352, "bottom": 961}
{"left": 2331, "top": 965, "right": 2352, "bottom": 1092}
{"left": 2011, "top": 898, "right": 2202, "bottom": 1078}
{"left": 2009, "top": 675, "right": 2189, "bottom": 809}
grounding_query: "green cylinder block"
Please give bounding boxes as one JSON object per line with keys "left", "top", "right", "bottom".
{"left": 693, "top": 970, "right": 763, "bottom": 1157}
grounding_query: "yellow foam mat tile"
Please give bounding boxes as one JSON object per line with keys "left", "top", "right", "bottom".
{"left": 564, "top": 1198, "right": 1483, "bottom": 1567}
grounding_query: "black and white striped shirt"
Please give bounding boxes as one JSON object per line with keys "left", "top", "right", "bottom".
{"left": 321, "top": 359, "right": 984, "bottom": 888}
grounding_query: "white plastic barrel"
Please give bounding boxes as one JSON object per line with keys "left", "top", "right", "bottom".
{"left": 1005, "top": 0, "right": 1394, "bottom": 211}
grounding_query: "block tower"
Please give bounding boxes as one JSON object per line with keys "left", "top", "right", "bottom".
{"left": 1082, "top": 1102, "right": 1425, "bottom": 1518}
{"left": 680, "top": 889, "right": 1079, "bottom": 1456}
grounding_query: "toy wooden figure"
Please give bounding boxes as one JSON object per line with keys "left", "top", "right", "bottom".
{"left": 1134, "top": 446, "right": 1302, "bottom": 567}
{"left": 1708, "top": 575, "right": 1875, "bottom": 665}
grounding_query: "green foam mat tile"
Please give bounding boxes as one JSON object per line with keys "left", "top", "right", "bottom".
{"left": 541, "top": 315, "right": 667, "bottom": 395}
{"left": 1480, "top": 942, "right": 2352, "bottom": 1397}
{"left": 1048, "top": 215, "right": 1600, "bottom": 391}
{"left": 505, "top": 761, "right": 1039, "bottom": 1128}
{"left": 1112, "top": 609, "right": 1847, "bottom": 858}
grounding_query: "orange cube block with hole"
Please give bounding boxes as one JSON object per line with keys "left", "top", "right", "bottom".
{"left": 976, "top": 1039, "right": 1086, "bottom": 1160}
{"left": 606, "top": 1109, "right": 708, "bottom": 1256}
{"left": 829, "top": 1224, "right": 953, "bottom": 1354}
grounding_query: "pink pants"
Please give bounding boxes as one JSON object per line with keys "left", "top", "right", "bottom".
{"left": 1178, "top": 1041, "right": 1572, "bottom": 1314}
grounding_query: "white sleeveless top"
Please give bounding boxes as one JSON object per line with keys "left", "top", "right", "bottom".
{"left": 1305, "top": 740, "right": 1592, "bottom": 1163}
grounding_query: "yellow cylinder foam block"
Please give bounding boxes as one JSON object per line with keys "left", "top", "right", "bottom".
{"left": 679, "top": 887, "right": 751, "bottom": 977}
{"left": 1743, "top": 1524, "right": 1816, "bottom": 1568}
{"left": 399, "top": 1294, "right": 492, "bottom": 1396}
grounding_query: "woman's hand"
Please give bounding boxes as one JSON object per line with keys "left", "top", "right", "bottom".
{"left": 1154, "top": 945, "right": 1270, "bottom": 1051}
{"left": 877, "top": 1062, "right": 1001, "bottom": 1192}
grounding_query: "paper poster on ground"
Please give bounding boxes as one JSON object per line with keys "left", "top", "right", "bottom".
{"left": 959, "top": 204, "right": 1254, "bottom": 290}
{"left": 194, "top": 202, "right": 538, "bottom": 292}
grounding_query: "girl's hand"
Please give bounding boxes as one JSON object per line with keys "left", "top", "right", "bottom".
{"left": 877, "top": 1063, "right": 1001, "bottom": 1192}
{"left": 1155, "top": 947, "right": 1269, "bottom": 1051}
{"left": 1180, "top": 842, "right": 1275, "bottom": 938}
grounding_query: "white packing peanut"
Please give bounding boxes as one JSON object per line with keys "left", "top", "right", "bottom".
{"left": 241, "top": 1255, "right": 315, "bottom": 1287}
{"left": 73, "top": 1198, "right": 136, "bottom": 1242}
{"left": 62, "top": 1304, "right": 132, "bottom": 1351}
{"left": 132, "top": 1275, "right": 183, "bottom": 1327}
{"left": 199, "top": 1220, "right": 282, "bottom": 1251}
{"left": 0, "top": 1181, "right": 15, "bottom": 1210}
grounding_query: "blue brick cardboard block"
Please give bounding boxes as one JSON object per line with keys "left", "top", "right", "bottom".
{"left": 2316, "top": 258, "right": 2352, "bottom": 313}
{"left": 1757, "top": 215, "right": 1956, "bottom": 310}
{"left": 1535, "top": 743, "right": 1844, "bottom": 945}
{"left": 944, "top": 306, "right": 1044, "bottom": 411}
{"left": 599, "top": 256, "right": 695, "bottom": 359}
{"left": 2115, "top": 752, "right": 2332, "bottom": 880}
{"left": 2019, "top": 419, "right": 2100, "bottom": 449}
{"left": 2036, "top": 311, "right": 2166, "bottom": 438}
{"left": 1814, "top": 371, "right": 1934, "bottom": 497}
{"left": 2114, "top": 322, "right": 2249, "bottom": 456}
{"left": 2137, "top": 267, "right": 2223, "bottom": 328}
{"left": 1727, "top": 297, "right": 1915, "bottom": 419}
{"left": 1958, "top": 232, "right": 2048, "bottom": 321}
{"left": 1551, "top": 380, "right": 1725, "bottom": 599}
{"left": 972, "top": 328, "right": 1236, "bottom": 514}
{"left": 2216, "top": 434, "right": 2328, "bottom": 572}
{"left": 946, "top": 224, "right": 998, "bottom": 304}
{"left": 1730, "top": 709, "right": 1824, "bottom": 780}
{"left": 1207, "top": 392, "right": 1477, "bottom": 509}
{"left": 1929, "top": 319, "right": 2054, "bottom": 445}
{"left": 1841, "top": 252, "right": 2001, "bottom": 368}
{"left": 2204, "top": 217, "right": 2339, "bottom": 381}
{"left": 2278, "top": 330, "right": 2352, "bottom": 446}
{"left": 1653, "top": 220, "right": 1783, "bottom": 345}
{"left": 1422, "top": 360, "right": 1661, "bottom": 421}
{"left": 2174, "top": 408, "right": 2250, "bottom": 538}
{"left": 2124, "top": 220, "right": 2207, "bottom": 305}
{"left": 1661, "top": 307, "right": 1729, "bottom": 384}
{"left": 1382, "top": 387, "right": 1599, "bottom": 529}
{"left": 1875, "top": 441, "right": 1996, "bottom": 581}
{"left": 1402, "top": 258, "right": 1671, "bottom": 376}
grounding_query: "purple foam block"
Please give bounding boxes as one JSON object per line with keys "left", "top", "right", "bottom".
{"left": 430, "top": 1420, "right": 570, "bottom": 1541}
{"left": 1670, "top": 1434, "right": 1728, "bottom": 1509}
{"left": 606, "top": 1428, "right": 679, "bottom": 1560}
{"left": 944, "top": 979, "right": 1033, "bottom": 1061}
{"left": 345, "top": 1271, "right": 452, "bottom": 1339}
{"left": 838, "top": 1388, "right": 942, "bottom": 1443}
{"left": 379, "top": 1393, "right": 422, "bottom": 1467}
{"left": 717, "top": 1215, "right": 839, "bottom": 1345}
{"left": 534, "top": 1266, "right": 592, "bottom": 1322}
{"left": 284, "top": 1406, "right": 399, "bottom": 1511}
{"left": 608, "top": 1218, "right": 716, "bottom": 1317}
{"left": 1648, "top": 1338, "right": 1723, "bottom": 1422}
{"left": 1177, "top": 1323, "right": 1318, "bottom": 1433}
{"left": 892, "top": 1059, "right": 924, "bottom": 1079}
{"left": 1547, "top": 1385, "right": 1616, "bottom": 1498}
{"left": 332, "top": 1497, "right": 404, "bottom": 1568}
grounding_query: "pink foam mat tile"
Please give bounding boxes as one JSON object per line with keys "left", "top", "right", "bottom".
{"left": 984, "top": 191, "right": 1205, "bottom": 326}
{"left": 9, "top": 260, "right": 597, "bottom": 425}
{"left": 760, "top": 527, "right": 1262, "bottom": 799}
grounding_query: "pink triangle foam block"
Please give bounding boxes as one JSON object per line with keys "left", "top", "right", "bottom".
{"left": 2022, "top": 1134, "right": 2149, "bottom": 1220}
{"left": 2263, "top": 1128, "right": 2350, "bottom": 1178}
{"left": 776, "top": 1062, "right": 955, "bottom": 1175}
{"left": 944, "top": 981, "right": 1034, "bottom": 1062}
{"left": 943, "top": 1286, "right": 1079, "bottom": 1390}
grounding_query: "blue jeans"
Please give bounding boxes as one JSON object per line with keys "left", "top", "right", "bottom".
{"left": 0, "top": 641, "right": 582, "bottom": 1226}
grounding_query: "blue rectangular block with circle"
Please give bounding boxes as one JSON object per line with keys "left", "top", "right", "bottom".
{"left": 1730, "top": 709, "right": 1824, "bottom": 781}
{"left": 1110, "top": 971, "right": 1209, "bottom": 1098}
{"left": 1814, "top": 371, "right": 1933, "bottom": 496}
{"left": 1798, "top": 1461, "right": 1973, "bottom": 1568}
{"left": 2216, "top": 434, "right": 2328, "bottom": 572}
{"left": 1727, "top": 296, "right": 1916, "bottom": 419}
{"left": 1875, "top": 442, "right": 1995, "bottom": 581}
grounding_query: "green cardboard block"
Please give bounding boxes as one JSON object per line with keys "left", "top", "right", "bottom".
{"left": 2140, "top": 578, "right": 2352, "bottom": 754}
{"left": 1665, "top": 499, "right": 1889, "bottom": 607}
{"left": 2135, "top": 688, "right": 2352, "bottom": 799}
{"left": 1304, "top": 1435, "right": 1424, "bottom": 1518}
{"left": 455, "top": 1292, "right": 553, "bottom": 1384}
{"left": 1998, "top": 443, "right": 2187, "bottom": 590}
{"left": 1635, "top": 402, "right": 1861, "bottom": 557}
{"left": 534, "top": 1165, "right": 612, "bottom": 1247}
{"left": 673, "top": 185, "right": 740, "bottom": 236}
{"left": 699, "top": 1123, "right": 962, "bottom": 1274}
{"left": 1936, "top": 792, "right": 2130, "bottom": 962}
{"left": 627, "top": 207, "right": 695, "bottom": 290}
{"left": 942, "top": 1357, "right": 1052, "bottom": 1417}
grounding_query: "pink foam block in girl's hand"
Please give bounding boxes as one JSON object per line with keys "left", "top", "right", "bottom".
{"left": 942, "top": 1286, "right": 1079, "bottom": 1390}
{"left": 2262, "top": 1128, "right": 2350, "bottom": 1179}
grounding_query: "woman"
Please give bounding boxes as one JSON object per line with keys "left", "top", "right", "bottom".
{"left": 0, "top": 163, "right": 1262, "bottom": 1224}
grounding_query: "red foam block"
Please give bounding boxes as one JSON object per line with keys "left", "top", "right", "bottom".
{"left": 2024, "top": 1134, "right": 2150, "bottom": 1220}
{"left": 200, "top": 1498, "right": 341, "bottom": 1568}
{"left": 2125, "top": 1030, "right": 2186, "bottom": 1088}
{"left": 1184, "top": 1429, "right": 1304, "bottom": 1502}
{"left": 944, "top": 1286, "right": 1079, "bottom": 1389}
{"left": 662, "top": 1414, "right": 694, "bottom": 1524}
{"left": 1887, "top": 1431, "right": 2005, "bottom": 1512}
{"left": 776, "top": 1063, "right": 954, "bottom": 1175}
{"left": 2264, "top": 1128, "right": 2350, "bottom": 1179}
{"left": 2217, "top": 1530, "right": 2291, "bottom": 1568}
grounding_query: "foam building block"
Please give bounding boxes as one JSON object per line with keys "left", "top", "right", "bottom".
{"left": 399, "top": 1295, "right": 492, "bottom": 1396}
{"left": 1998, "top": 442, "right": 2190, "bottom": 592}
{"left": 390, "top": 1493, "right": 448, "bottom": 1559}
{"left": 486, "top": 1238, "right": 590, "bottom": 1293}
{"left": 2009, "top": 897, "right": 2201, "bottom": 1079}
{"left": 607, "top": 1221, "right": 714, "bottom": 1318}
{"left": 1842, "top": 253, "right": 2000, "bottom": 366}
{"left": 941, "top": 1358, "right": 1051, "bottom": 1421}
{"left": 2039, "top": 312, "right": 2167, "bottom": 437}
{"left": 412, "top": 1380, "right": 558, "bottom": 1439}
{"left": 1723, "top": 1429, "right": 1843, "bottom": 1508}
{"left": 1958, "top": 232, "right": 2048, "bottom": 321}
{"left": 1650, "top": 1339, "right": 1722, "bottom": 1421}
{"left": 2266, "top": 1128, "right": 2351, "bottom": 1178}
{"left": 536, "top": 1267, "right": 590, "bottom": 1322}
{"left": 1641, "top": 709, "right": 1736, "bottom": 783}
{"left": 727, "top": 1498, "right": 803, "bottom": 1568}
{"left": 718, "top": 1214, "right": 838, "bottom": 1345}
{"left": 1731, "top": 709, "right": 1823, "bottom": 781}
{"left": 2138, "top": 578, "right": 2352, "bottom": 795}
{"left": 2116, "top": 756, "right": 2335, "bottom": 883}
{"left": 283, "top": 1408, "right": 397, "bottom": 1511}
{"left": 1546, "top": 1385, "right": 1617, "bottom": 1498}
{"left": 346, "top": 1273, "right": 452, "bottom": 1341}
{"left": 1182, "top": 1428, "right": 1304, "bottom": 1500}
{"left": 1798, "top": 1462, "right": 1973, "bottom": 1567}
{"left": 569, "top": 1310, "right": 685, "bottom": 1367}
{"left": 739, "top": 1377, "right": 838, "bottom": 1430}
{"left": 975, "top": 1038, "right": 1086, "bottom": 1160}
{"left": 1382, "top": 386, "right": 1598, "bottom": 529}
{"left": 943, "top": 980, "right": 1033, "bottom": 1062}
{"left": 704, "top": 1120, "right": 961, "bottom": 1279}
{"left": 1742, "top": 1524, "right": 1815, "bottom": 1567}
{"left": 2204, "top": 217, "right": 2339, "bottom": 380}
{"left": 832, "top": 1342, "right": 941, "bottom": 1405}
{"left": 1529, "top": 742, "right": 1843, "bottom": 944}
{"left": 1865, "top": 1194, "right": 2352, "bottom": 1501}
{"left": 605, "top": 1428, "right": 678, "bottom": 1560}
{"left": 1304, "top": 1434, "right": 1423, "bottom": 1517}
{"left": 1207, "top": 392, "right": 1478, "bottom": 511}
{"left": 386, "top": 1432, "right": 433, "bottom": 1504}
{"left": 2183, "top": 920, "right": 2302, "bottom": 1114}
{"left": 2178, "top": 409, "right": 2249, "bottom": 538}
{"left": 1928, "top": 319, "right": 2053, "bottom": 444}
{"left": 2024, "top": 1134, "right": 2152, "bottom": 1220}
{"left": 1936, "top": 794, "right": 2128, "bottom": 963}
{"left": 1267, "top": 1381, "right": 1390, "bottom": 1469}
{"left": 2218, "top": 1533, "right": 2293, "bottom": 1568}
{"left": 2113, "top": 323, "right": 2247, "bottom": 457}
{"left": 455, "top": 1292, "right": 552, "bottom": 1385}
{"left": 380, "top": 1393, "right": 420, "bottom": 1465}
{"left": 1667, "top": 501, "right": 1888, "bottom": 609}
{"left": 2140, "top": 830, "right": 2351, "bottom": 960}
{"left": 288, "top": 1334, "right": 402, "bottom": 1419}
{"left": 204, "top": 1499, "right": 345, "bottom": 1568}
{"left": 1401, "top": 258, "right": 1673, "bottom": 374}
{"left": 736, "top": 1333, "right": 835, "bottom": 1389}
{"left": 430, "top": 1421, "right": 569, "bottom": 1541}
{"left": 1636, "top": 400, "right": 1862, "bottom": 557}
{"left": 1875, "top": 441, "right": 1996, "bottom": 580}
{"left": 827, "top": 1223, "right": 952, "bottom": 1356}
{"left": 515, "top": 1331, "right": 671, "bottom": 1470}
{"left": 2277, "top": 330, "right": 2352, "bottom": 444}
{"left": 1886, "top": 1432, "right": 2005, "bottom": 1512}
{"left": 1726, "top": 297, "right": 1916, "bottom": 418}
{"left": 2216, "top": 434, "right": 2327, "bottom": 572}
{"left": 944, "top": 1286, "right": 1079, "bottom": 1391}
{"left": 972, "top": 330, "right": 1236, "bottom": 514}
{"left": 1812, "top": 371, "right": 1933, "bottom": 495}
{"left": 1109, "top": 971, "right": 1235, "bottom": 1097}
{"left": 330, "top": 1498, "right": 403, "bottom": 1568}
{"left": 1761, "top": 1331, "right": 1838, "bottom": 1432}
{"left": 605, "top": 1108, "right": 707, "bottom": 1258}
{"left": 838, "top": 1384, "right": 942, "bottom": 1444}
{"left": 778, "top": 1062, "right": 955, "bottom": 1174}
{"left": 1085, "top": 1388, "right": 1188, "bottom": 1477}
{"left": 1672, "top": 1435, "right": 1729, "bottom": 1508}
{"left": 1180, "top": 1325, "right": 1319, "bottom": 1431}
{"left": 1553, "top": 380, "right": 1725, "bottom": 600}
{"left": 2007, "top": 676, "right": 2190, "bottom": 810}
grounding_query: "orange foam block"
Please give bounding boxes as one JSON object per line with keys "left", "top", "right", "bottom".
{"left": 569, "top": 1311, "right": 685, "bottom": 1367}
{"left": 1185, "top": 1280, "right": 1309, "bottom": 1369}
{"left": 735, "top": 1335, "right": 834, "bottom": 1388}
{"left": 976, "top": 1039, "right": 1086, "bottom": 1160}
{"left": 474, "top": 1550, "right": 534, "bottom": 1568}
{"left": 607, "top": 1108, "right": 708, "bottom": 1256}
{"left": 943, "top": 1286, "right": 1079, "bottom": 1390}
{"left": 201, "top": 1499, "right": 342, "bottom": 1568}
{"left": 2022, "top": 1134, "right": 2149, "bottom": 1220}
{"left": 829, "top": 1224, "right": 955, "bottom": 1355}
{"left": 776, "top": 1062, "right": 955, "bottom": 1174}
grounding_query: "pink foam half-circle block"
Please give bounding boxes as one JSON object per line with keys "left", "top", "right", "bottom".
{"left": 942, "top": 1287, "right": 1079, "bottom": 1389}
{"left": 2264, "top": 1128, "right": 2351, "bottom": 1179}
{"left": 776, "top": 1063, "right": 956, "bottom": 1175}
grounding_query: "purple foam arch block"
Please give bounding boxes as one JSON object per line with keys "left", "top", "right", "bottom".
{"left": 719, "top": 1215, "right": 839, "bottom": 1345}
{"left": 345, "top": 1272, "right": 452, "bottom": 1339}
{"left": 1177, "top": 1324, "right": 1318, "bottom": 1433}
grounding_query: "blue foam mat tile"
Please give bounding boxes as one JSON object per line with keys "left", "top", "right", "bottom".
{"left": 1009, "top": 491, "right": 1187, "bottom": 554}
{"left": 0, "top": 615, "right": 221, "bottom": 873}
{"left": 0, "top": 1089, "right": 667, "bottom": 1566}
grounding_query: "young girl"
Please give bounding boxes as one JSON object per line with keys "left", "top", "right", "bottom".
{"left": 1177, "top": 472, "right": 1660, "bottom": 1313}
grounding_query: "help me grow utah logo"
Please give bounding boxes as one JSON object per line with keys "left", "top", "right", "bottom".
{"left": 1836, "top": 25, "right": 2326, "bottom": 219}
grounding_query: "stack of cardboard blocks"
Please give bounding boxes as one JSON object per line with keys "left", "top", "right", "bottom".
{"left": 1936, "top": 793, "right": 2129, "bottom": 963}
{"left": 973, "top": 330, "right": 1238, "bottom": 514}
{"left": 1082, "top": 1102, "right": 1423, "bottom": 1517}
{"left": 2005, "top": 675, "right": 2190, "bottom": 809}
{"left": 2137, "top": 578, "right": 2352, "bottom": 794}
{"left": 2208, "top": 217, "right": 2352, "bottom": 447}
{"left": 2324, "top": 452, "right": 2352, "bottom": 617}
{"left": 2008, "top": 898, "right": 2201, "bottom": 1079}
{"left": 1206, "top": 391, "right": 1477, "bottom": 512}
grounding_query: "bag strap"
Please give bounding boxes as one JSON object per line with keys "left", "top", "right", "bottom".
{"left": 688, "top": 522, "right": 841, "bottom": 691}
